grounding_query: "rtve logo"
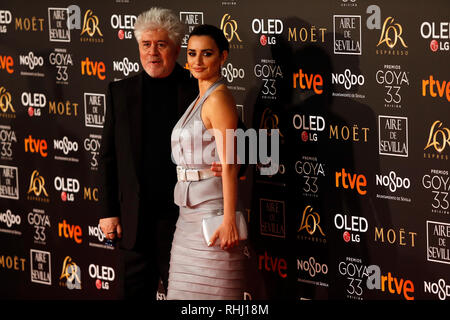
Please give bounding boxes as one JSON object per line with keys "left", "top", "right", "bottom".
{"left": 292, "top": 69, "right": 323, "bottom": 94}
{"left": 258, "top": 251, "right": 287, "bottom": 278}
{"left": 58, "top": 219, "right": 82, "bottom": 244}
{"left": 24, "top": 135, "right": 48, "bottom": 157}
{"left": 0, "top": 55, "right": 13, "bottom": 73}
{"left": 335, "top": 168, "right": 367, "bottom": 195}
{"left": 422, "top": 76, "right": 450, "bottom": 102}
{"left": 81, "top": 57, "right": 105, "bottom": 80}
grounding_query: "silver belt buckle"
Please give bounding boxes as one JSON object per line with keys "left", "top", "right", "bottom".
{"left": 176, "top": 166, "right": 186, "bottom": 181}
{"left": 186, "top": 169, "right": 200, "bottom": 181}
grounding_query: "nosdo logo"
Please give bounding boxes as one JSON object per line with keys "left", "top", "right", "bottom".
{"left": 53, "top": 136, "right": 78, "bottom": 155}
{"left": 0, "top": 209, "right": 21, "bottom": 227}
{"left": 171, "top": 120, "right": 280, "bottom": 176}
{"left": 113, "top": 57, "right": 139, "bottom": 76}
{"left": 332, "top": 69, "right": 365, "bottom": 90}
{"left": 221, "top": 63, "right": 244, "bottom": 83}
{"left": 19, "top": 52, "right": 44, "bottom": 70}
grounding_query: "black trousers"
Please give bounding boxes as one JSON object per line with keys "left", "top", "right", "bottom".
{"left": 119, "top": 218, "right": 176, "bottom": 300}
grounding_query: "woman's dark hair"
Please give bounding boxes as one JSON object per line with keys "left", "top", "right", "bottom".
{"left": 188, "top": 24, "right": 229, "bottom": 53}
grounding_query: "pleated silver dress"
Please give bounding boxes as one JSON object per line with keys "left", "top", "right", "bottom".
{"left": 167, "top": 79, "right": 246, "bottom": 300}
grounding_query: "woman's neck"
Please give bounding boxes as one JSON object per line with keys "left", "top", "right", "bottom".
{"left": 197, "top": 76, "right": 221, "bottom": 98}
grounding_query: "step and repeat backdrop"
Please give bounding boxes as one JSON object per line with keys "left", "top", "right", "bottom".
{"left": 0, "top": 0, "right": 449, "bottom": 300}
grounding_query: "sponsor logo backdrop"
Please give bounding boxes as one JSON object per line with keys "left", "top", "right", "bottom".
{"left": 0, "top": 0, "right": 448, "bottom": 300}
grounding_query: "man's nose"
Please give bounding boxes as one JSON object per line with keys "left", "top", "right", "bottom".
{"left": 148, "top": 44, "right": 158, "bottom": 55}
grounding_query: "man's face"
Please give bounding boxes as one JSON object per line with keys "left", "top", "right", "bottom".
{"left": 138, "top": 29, "right": 180, "bottom": 78}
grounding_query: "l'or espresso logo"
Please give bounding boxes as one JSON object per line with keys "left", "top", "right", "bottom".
{"left": 293, "top": 114, "right": 325, "bottom": 143}
{"left": 59, "top": 256, "right": 81, "bottom": 290}
{"left": 30, "top": 249, "right": 51, "bottom": 285}
{"left": 80, "top": 9, "right": 103, "bottom": 43}
{"left": 28, "top": 208, "right": 51, "bottom": 245}
{"left": 366, "top": 5, "right": 408, "bottom": 55}
{"left": 424, "top": 120, "right": 449, "bottom": 160}
{"left": 333, "top": 15, "right": 362, "bottom": 55}
{"left": 0, "top": 124, "right": 17, "bottom": 161}
{"left": 54, "top": 176, "right": 80, "bottom": 202}
{"left": 84, "top": 134, "right": 101, "bottom": 170}
{"left": 0, "top": 165, "right": 19, "bottom": 200}
{"left": 180, "top": 12, "right": 203, "bottom": 48}
{"left": 259, "top": 198, "right": 285, "bottom": 238}
{"left": 376, "top": 65, "right": 409, "bottom": 109}
{"left": 427, "top": 220, "right": 450, "bottom": 265}
{"left": 0, "top": 10, "right": 12, "bottom": 33}
{"left": 21, "top": 92, "right": 46, "bottom": 117}
{"left": 252, "top": 18, "right": 283, "bottom": 46}
{"left": 295, "top": 156, "right": 325, "bottom": 198}
{"left": 49, "top": 48, "right": 74, "bottom": 85}
{"left": 0, "top": 86, "right": 15, "bottom": 119}
{"left": 254, "top": 59, "right": 283, "bottom": 100}
{"left": 420, "top": 22, "right": 449, "bottom": 53}
{"left": 81, "top": 57, "right": 106, "bottom": 80}
{"left": 220, "top": 13, "right": 243, "bottom": 49}
{"left": 378, "top": 115, "right": 408, "bottom": 157}
{"left": 111, "top": 14, "right": 136, "bottom": 40}
{"left": 84, "top": 93, "right": 105, "bottom": 128}
{"left": 48, "top": 7, "right": 70, "bottom": 42}
{"left": 334, "top": 213, "right": 368, "bottom": 243}
{"left": 27, "top": 170, "right": 49, "bottom": 203}
{"left": 297, "top": 205, "right": 326, "bottom": 243}
{"left": 422, "top": 169, "right": 449, "bottom": 215}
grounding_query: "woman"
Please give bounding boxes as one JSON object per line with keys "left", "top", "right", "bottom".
{"left": 167, "top": 24, "right": 246, "bottom": 300}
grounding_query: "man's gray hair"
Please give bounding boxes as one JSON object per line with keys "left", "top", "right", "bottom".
{"left": 134, "top": 7, "right": 184, "bottom": 45}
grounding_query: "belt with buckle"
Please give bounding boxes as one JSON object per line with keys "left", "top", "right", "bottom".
{"left": 176, "top": 166, "right": 215, "bottom": 182}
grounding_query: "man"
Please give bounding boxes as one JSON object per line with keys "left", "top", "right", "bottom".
{"left": 98, "top": 8, "right": 221, "bottom": 299}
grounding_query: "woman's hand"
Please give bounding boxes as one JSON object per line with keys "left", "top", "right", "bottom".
{"left": 209, "top": 216, "right": 239, "bottom": 250}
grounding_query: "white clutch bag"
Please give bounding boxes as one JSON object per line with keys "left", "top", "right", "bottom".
{"left": 202, "top": 211, "right": 248, "bottom": 246}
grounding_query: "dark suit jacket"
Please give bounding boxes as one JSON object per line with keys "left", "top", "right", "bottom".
{"left": 98, "top": 64, "right": 198, "bottom": 250}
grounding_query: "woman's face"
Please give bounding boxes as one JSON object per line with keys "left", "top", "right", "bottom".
{"left": 187, "top": 35, "right": 227, "bottom": 81}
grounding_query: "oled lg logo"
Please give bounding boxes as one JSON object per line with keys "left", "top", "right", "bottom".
{"left": 420, "top": 22, "right": 449, "bottom": 52}
{"left": 21, "top": 92, "right": 46, "bottom": 117}
{"left": 89, "top": 264, "right": 115, "bottom": 290}
{"left": 292, "top": 114, "right": 325, "bottom": 143}
{"left": 54, "top": 176, "right": 80, "bottom": 202}
{"left": 251, "top": 18, "right": 283, "bottom": 46}
{"left": 111, "top": 14, "right": 136, "bottom": 40}
{"left": 334, "top": 213, "right": 368, "bottom": 243}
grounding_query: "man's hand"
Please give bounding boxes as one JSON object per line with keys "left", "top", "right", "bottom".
{"left": 99, "top": 217, "right": 122, "bottom": 240}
